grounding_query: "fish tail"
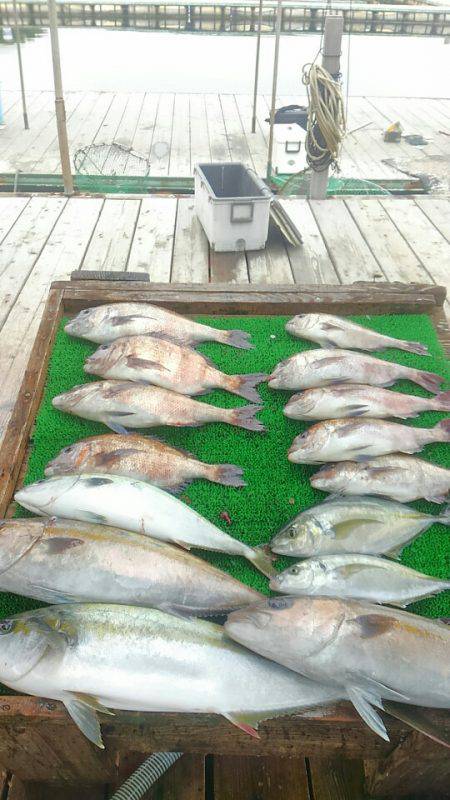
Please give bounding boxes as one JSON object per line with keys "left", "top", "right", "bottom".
{"left": 208, "top": 463, "right": 247, "bottom": 488}
{"left": 432, "top": 390, "right": 450, "bottom": 412}
{"left": 433, "top": 418, "right": 450, "bottom": 443}
{"left": 247, "top": 544, "right": 277, "bottom": 578}
{"left": 413, "top": 369, "right": 444, "bottom": 394}
{"left": 229, "top": 372, "right": 267, "bottom": 402}
{"left": 399, "top": 340, "right": 429, "bottom": 356}
{"left": 229, "top": 405, "right": 265, "bottom": 432}
{"left": 216, "top": 329, "right": 254, "bottom": 350}
{"left": 437, "top": 504, "right": 450, "bottom": 526}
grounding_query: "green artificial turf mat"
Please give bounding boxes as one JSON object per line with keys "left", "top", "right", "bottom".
{"left": 5, "top": 312, "right": 450, "bottom": 627}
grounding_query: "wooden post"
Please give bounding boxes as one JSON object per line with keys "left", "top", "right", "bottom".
{"left": 251, "top": 0, "right": 264, "bottom": 134}
{"left": 309, "top": 14, "right": 343, "bottom": 200}
{"left": 13, "top": 0, "right": 29, "bottom": 129}
{"left": 266, "top": 0, "right": 283, "bottom": 180}
{"left": 48, "top": 0, "right": 74, "bottom": 196}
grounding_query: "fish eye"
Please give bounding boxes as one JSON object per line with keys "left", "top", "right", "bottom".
{"left": 0, "top": 620, "right": 14, "bottom": 634}
{"left": 63, "top": 446, "right": 73, "bottom": 453}
{"left": 289, "top": 530, "right": 296, "bottom": 539}
{"left": 99, "top": 345, "right": 108, "bottom": 351}
{"left": 318, "top": 561, "right": 327, "bottom": 572}
{"left": 290, "top": 566, "right": 300, "bottom": 575}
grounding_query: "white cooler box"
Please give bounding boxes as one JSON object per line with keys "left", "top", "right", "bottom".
{"left": 194, "top": 163, "right": 272, "bottom": 252}
{"left": 273, "top": 123, "right": 307, "bottom": 175}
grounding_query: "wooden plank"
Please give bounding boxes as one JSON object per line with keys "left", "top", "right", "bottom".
{"left": 308, "top": 758, "right": 365, "bottom": 800}
{"left": 310, "top": 199, "right": 386, "bottom": 283}
{"left": 214, "top": 755, "right": 310, "bottom": 799}
{"left": 19, "top": 782, "right": 107, "bottom": 800}
{"left": 47, "top": 91, "right": 113, "bottom": 173}
{"left": 127, "top": 196, "right": 177, "bottom": 281}
{"left": 204, "top": 93, "right": 230, "bottom": 162}
{"left": 0, "top": 196, "right": 29, "bottom": 243}
{"left": 0, "top": 92, "right": 51, "bottom": 172}
{"left": 189, "top": 94, "right": 211, "bottom": 171}
{"left": 18, "top": 92, "right": 84, "bottom": 174}
{"left": 114, "top": 92, "right": 145, "bottom": 150}
{"left": 169, "top": 94, "right": 191, "bottom": 176}
{"left": 247, "top": 226, "right": 294, "bottom": 284}
{"left": 171, "top": 198, "right": 209, "bottom": 283}
{"left": 82, "top": 198, "right": 141, "bottom": 272}
{"left": 210, "top": 251, "right": 249, "bottom": 283}
{"left": 131, "top": 92, "right": 160, "bottom": 162}
{"left": 364, "top": 730, "right": 450, "bottom": 798}
{"left": 149, "top": 93, "right": 175, "bottom": 176}
{"left": 413, "top": 196, "right": 450, "bottom": 242}
{"left": 0, "top": 196, "right": 67, "bottom": 330}
{"left": 344, "top": 196, "right": 432, "bottom": 284}
{"left": 147, "top": 755, "right": 205, "bottom": 800}
{"left": 234, "top": 93, "right": 268, "bottom": 176}
{"left": 279, "top": 199, "right": 339, "bottom": 284}
{"left": 220, "top": 93, "right": 254, "bottom": 167}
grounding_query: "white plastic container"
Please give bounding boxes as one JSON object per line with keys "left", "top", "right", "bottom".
{"left": 273, "top": 124, "right": 307, "bottom": 175}
{"left": 194, "top": 163, "right": 272, "bottom": 252}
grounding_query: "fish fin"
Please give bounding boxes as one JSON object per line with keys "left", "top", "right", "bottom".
{"left": 247, "top": 545, "right": 277, "bottom": 578}
{"left": 222, "top": 712, "right": 260, "bottom": 738}
{"left": 71, "top": 692, "right": 115, "bottom": 716}
{"left": 346, "top": 685, "right": 389, "bottom": 742}
{"left": 437, "top": 504, "right": 450, "bottom": 525}
{"left": 413, "top": 370, "right": 443, "bottom": 394}
{"left": 382, "top": 701, "right": 450, "bottom": 749}
{"left": 44, "top": 537, "right": 84, "bottom": 555}
{"left": 354, "top": 674, "right": 410, "bottom": 702}
{"left": 156, "top": 602, "right": 198, "bottom": 620}
{"left": 231, "top": 404, "right": 265, "bottom": 432}
{"left": 433, "top": 390, "right": 450, "bottom": 412}
{"left": 78, "top": 510, "right": 108, "bottom": 525}
{"left": 321, "top": 321, "right": 344, "bottom": 331}
{"left": 354, "top": 453, "right": 377, "bottom": 462}
{"left": 63, "top": 693, "right": 105, "bottom": 749}
{"left": 233, "top": 373, "right": 267, "bottom": 402}
{"left": 209, "top": 464, "right": 246, "bottom": 488}
{"left": 222, "top": 330, "right": 254, "bottom": 350}
{"left": 93, "top": 448, "right": 141, "bottom": 468}
{"left": 173, "top": 539, "right": 192, "bottom": 551}
{"left": 332, "top": 519, "right": 383, "bottom": 539}
{"left": 105, "top": 418, "right": 130, "bottom": 435}
{"left": 329, "top": 377, "right": 353, "bottom": 384}
{"left": 110, "top": 314, "right": 156, "bottom": 327}
{"left": 385, "top": 544, "right": 404, "bottom": 560}
{"left": 367, "top": 466, "right": 406, "bottom": 477}
{"left": 434, "top": 419, "right": 450, "bottom": 442}
{"left": 335, "top": 422, "right": 365, "bottom": 438}
{"left": 342, "top": 404, "right": 370, "bottom": 416}
{"left": 425, "top": 494, "right": 448, "bottom": 505}
{"left": 313, "top": 356, "right": 346, "bottom": 368}
{"left": 28, "top": 583, "right": 79, "bottom": 604}
{"left": 126, "top": 356, "right": 169, "bottom": 372}
{"left": 165, "top": 481, "right": 191, "bottom": 496}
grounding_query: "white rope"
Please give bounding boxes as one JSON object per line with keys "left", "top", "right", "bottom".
{"left": 302, "top": 62, "right": 346, "bottom": 172}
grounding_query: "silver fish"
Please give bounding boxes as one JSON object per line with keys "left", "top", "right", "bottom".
{"left": 84, "top": 335, "right": 266, "bottom": 401}
{"left": 0, "top": 518, "right": 262, "bottom": 615}
{"left": 284, "top": 384, "right": 450, "bottom": 421}
{"left": 270, "top": 555, "right": 450, "bottom": 607}
{"left": 269, "top": 349, "right": 443, "bottom": 393}
{"left": 52, "top": 381, "right": 264, "bottom": 434}
{"left": 0, "top": 603, "right": 342, "bottom": 747}
{"left": 288, "top": 418, "right": 450, "bottom": 464}
{"left": 311, "top": 455, "right": 450, "bottom": 504}
{"left": 65, "top": 303, "right": 253, "bottom": 349}
{"left": 270, "top": 495, "right": 450, "bottom": 558}
{"left": 15, "top": 474, "right": 276, "bottom": 578}
{"left": 286, "top": 314, "right": 429, "bottom": 355}
{"left": 225, "top": 596, "right": 450, "bottom": 741}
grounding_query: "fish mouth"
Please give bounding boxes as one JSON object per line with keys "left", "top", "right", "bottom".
{"left": 269, "top": 575, "right": 282, "bottom": 590}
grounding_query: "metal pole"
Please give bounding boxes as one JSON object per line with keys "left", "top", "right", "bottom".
{"left": 48, "top": 0, "right": 74, "bottom": 196}
{"left": 251, "top": 0, "right": 264, "bottom": 134}
{"left": 266, "top": 0, "right": 282, "bottom": 181}
{"left": 13, "top": 0, "right": 29, "bottom": 129}
{"left": 309, "top": 14, "right": 343, "bottom": 200}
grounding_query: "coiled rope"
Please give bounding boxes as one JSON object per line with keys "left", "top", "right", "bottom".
{"left": 302, "top": 62, "right": 346, "bottom": 172}
{"left": 110, "top": 752, "right": 182, "bottom": 800}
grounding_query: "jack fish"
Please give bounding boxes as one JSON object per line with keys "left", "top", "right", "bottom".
{"left": 269, "top": 349, "right": 443, "bottom": 393}
{"left": 270, "top": 495, "right": 450, "bottom": 558}
{"left": 286, "top": 314, "right": 429, "bottom": 355}
{"left": 284, "top": 384, "right": 450, "bottom": 421}
{"left": 15, "top": 474, "right": 276, "bottom": 577}
{"left": 311, "top": 455, "right": 450, "bottom": 504}
{"left": 65, "top": 303, "right": 253, "bottom": 349}
{"left": 288, "top": 418, "right": 450, "bottom": 464}
{"left": 84, "top": 335, "right": 266, "bottom": 401}
{"left": 52, "top": 381, "right": 265, "bottom": 434}
{"left": 270, "top": 555, "right": 450, "bottom": 607}
{"left": 0, "top": 603, "right": 343, "bottom": 747}
{"left": 225, "top": 596, "right": 450, "bottom": 742}
{"left": 0, "top": 518, "right": 262, "bottom": 615}
{"left": 45, "top": 434, "right": 245, "bottom": 492}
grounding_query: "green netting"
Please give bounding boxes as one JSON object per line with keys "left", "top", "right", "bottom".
{"left": 272, "top": 173, "right": 390, "bottom": 196}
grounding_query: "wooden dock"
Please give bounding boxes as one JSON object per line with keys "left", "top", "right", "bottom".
{"left": 1, "top": 91, "right": 450, "bottom": 183}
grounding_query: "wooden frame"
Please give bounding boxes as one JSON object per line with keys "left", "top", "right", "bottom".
{"left": 0, "top": 280, "right": 449, "bottom": 796}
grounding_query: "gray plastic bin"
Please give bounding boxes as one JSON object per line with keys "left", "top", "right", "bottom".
{"left": 194, "top": 163, "right": 272, "bottom": 252}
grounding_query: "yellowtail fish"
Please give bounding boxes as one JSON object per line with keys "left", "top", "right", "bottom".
{"left": 84, "top": 335, "right": 266, "bottom": 401}
{"left": 45, "top": 433, "right": 245, "bottom": 492}
{"left": 286, "top": 314, "right": 429, "bottom": 355}
{"left": 269, "top": 349, "right": 443, "bottom": 393}
{"left": 311, "top": 455, "right": 450, "bottom": 504}
{"left": 52, "top": 381, "right": 265, "bottom": 434}
{"left": 0, "top": 604, "right": 343, "bottom": 746}
{"left": 65, "top": 303, "right": 253, "bottom": 349}
{"left": 284, "top": 384, "right": 450, "bottom": 421}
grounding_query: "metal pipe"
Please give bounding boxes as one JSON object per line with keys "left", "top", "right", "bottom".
{"left": 266, "top": 0, "right": 283, "bottom": 180}
{"left": 48, "top": 0, "right": 74, "bottom": 196}
{"left": 13, "top": 0, "right": 29, "bottom": 129}
{"left": 251, "top": 0, "right": 264, "bottom": 134}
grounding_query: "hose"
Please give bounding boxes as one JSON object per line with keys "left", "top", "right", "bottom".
{"left": 110, "top": 752, "right": 182, "bottom": 800}
{"left": 302, "top": 63, "right": 346, "bottom": 172}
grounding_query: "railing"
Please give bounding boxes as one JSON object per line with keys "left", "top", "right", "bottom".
{"left": 0, "top": 1, "right": 449, "bottom": 36}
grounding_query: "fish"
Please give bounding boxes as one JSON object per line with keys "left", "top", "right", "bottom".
{"left": 84, "top": 335, "right": 266, "bottom": 401}
{"left": 0, "top": 603, "right": 343, "bottom": 747}
{"left": 225, "top": 596, "right": 450, "bottom": 742}
{"left": 45, "top": 433, "right": 245, "bottom": 493}
{"left": 0, "top": 518, "right": 262, "bottom": 616}
{"left": 15, "top": 474, "right": 276, "bottom": 578}
{"left": 270, "top": 495, "right": 450, "bottom": 558}
{"left": 65, "top": 303, "right": 253, "bottom": 349}
{"left": 268, "top": 349, "right": 443, "bottom": 393}
{"left": 286, "top": 314, "right": 429, "bottom": 355}
{"left": 270, "top": 555, "right": 450, "bottom": 607}
{"left": 311, "top": 455, "right": 450, "bottom": 504}
{"left": 288, "top": 418, "right": 450, "bottom": 464}
{"left": 284, "top": 384, "right": 450, "bottom": 421}
{"left": 51, "top": 381, "right": 265, "bottom": 434}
